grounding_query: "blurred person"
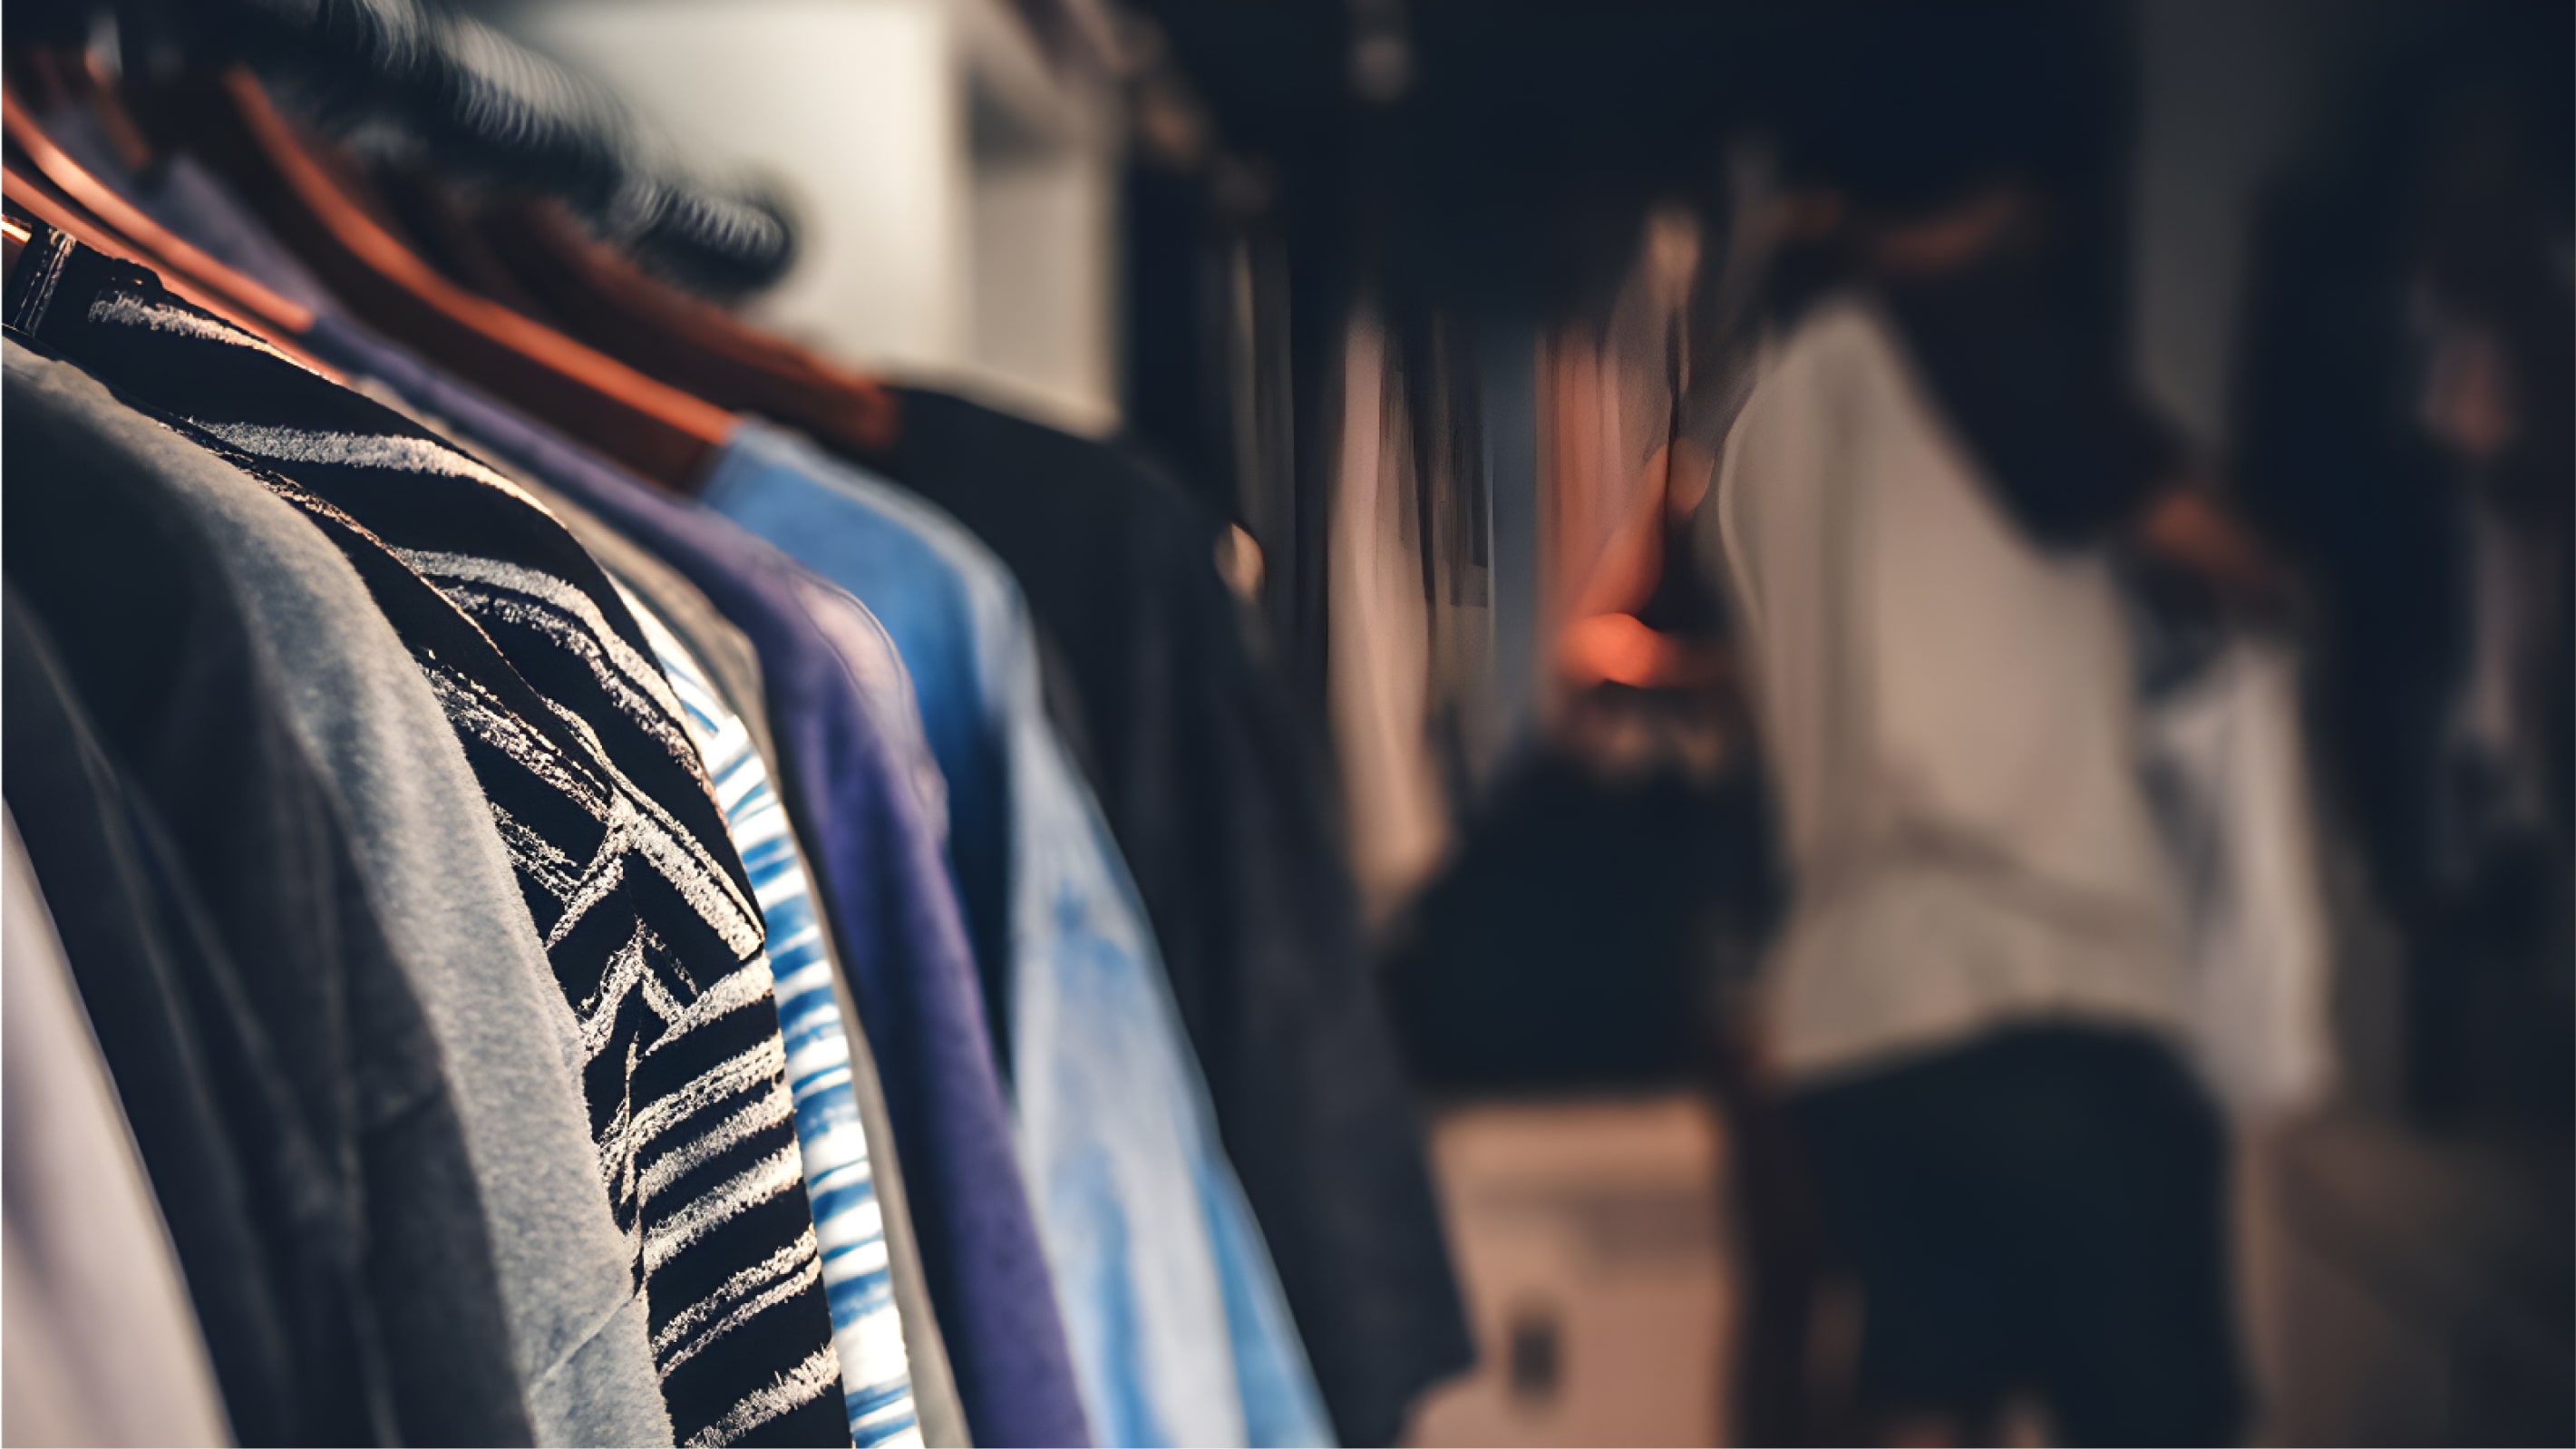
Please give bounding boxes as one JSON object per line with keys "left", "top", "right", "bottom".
{"left": 2232, "top": 3, "right": 2573, "bottom": 1131}
{"left": 1701, "top": 5, "right": 2270, "bottom": 1444}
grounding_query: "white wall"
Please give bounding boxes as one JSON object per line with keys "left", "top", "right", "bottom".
{"left": 481, "top": 0, "right": 1122, "bottom": 433}
{"left": 969, "top": 149, "right": 1120, "bottom": 429}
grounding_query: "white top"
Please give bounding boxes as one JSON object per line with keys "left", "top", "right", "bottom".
{"left": 1709, "top": 297, "right": 2191, "bottom": 1082}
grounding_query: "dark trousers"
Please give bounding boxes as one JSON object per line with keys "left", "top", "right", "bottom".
{"left": 1792, "top": 1026, "right": 2246, "bottom": 1447}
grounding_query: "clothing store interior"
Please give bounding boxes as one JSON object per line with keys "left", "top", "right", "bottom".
{"left": 1, "top": 0, "right": 2567, "bottom": 1445}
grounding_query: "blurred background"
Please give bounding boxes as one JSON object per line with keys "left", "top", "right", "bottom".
{"left": 15, "top": 0, "right": 2571, "bottom": 1443}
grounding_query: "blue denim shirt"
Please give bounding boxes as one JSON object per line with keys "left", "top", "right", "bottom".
{"left": 704, "top": 422, "right": 1334, "bottom": 1448}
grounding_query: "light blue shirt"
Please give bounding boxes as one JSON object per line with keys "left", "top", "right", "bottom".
{"left": 703, "top": 420, "right": 1333, "bottom": 1448}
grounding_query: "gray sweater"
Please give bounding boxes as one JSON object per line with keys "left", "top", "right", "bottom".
{"left": 5, "top": 345, "right": 675, "bottom": 1446}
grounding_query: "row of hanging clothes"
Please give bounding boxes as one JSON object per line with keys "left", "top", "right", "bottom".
{"left": 0, "top": 5, "right": 1471, "bottom": 1446}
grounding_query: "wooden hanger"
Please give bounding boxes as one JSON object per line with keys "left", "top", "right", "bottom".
{"left": 4, "top": 88, "right": 315, "bottom": 335}
{"left": 138, "top": 66, "right": 730, "bottom": 488}
{"left": 24, "top": 48, "right": 468, "bottom": 333}
{"left": 369, "top": 156, "right": 559, "bottom": 323}
{"left": 34, "top": 45, "right": 160, "bottom": 177}
{"left": 479, "top": 194, "right": 900, "bottom": 468}
{"left": 0, "top": 157, "right": 345, "bottom": 380}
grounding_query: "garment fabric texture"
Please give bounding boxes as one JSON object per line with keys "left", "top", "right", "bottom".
{"left": 3, "top": 807, "right": 235, "bottom": 1449}
{"left": 3, "top": 600, "right": 300, "bottom": 1444}
{"left": 532, "top": 477, "right": 971, "bottom": 1449}
{"left": 292, "top": 309, "right": 1086, "bottom": 1449}
{"left": 8, "top": 231, "right": 845, "bottom": 1447}
{"left": 4, "top": 594, "right": 464, "bottom": 1446}
{"left": 732, "top": 435, "right": 1010, "bottom": 1057}
{"left": 704, "top": 420, "right": 1336, "bottom": 1447}
{"left": 5, "top": 404, "right": 534, "bottom": 1444}
{"left": 1792, "top": 1026, "right": 2243, "bottom": 1445}
{"left": 861, "top": 385, "right": 1473, "bottom": 1446}
{"left": 1707, "top": 297, "right": 2192, "bottom": 1082}
{"left": 627, "top": 585, "right": 925, "bottom": 1446}
{"left": 5, "top": 338, "right": 676, "bottom": 1448}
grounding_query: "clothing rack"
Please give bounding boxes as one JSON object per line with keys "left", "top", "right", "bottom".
{"left": 0, "top": 6, "right": 1470, "bottom": 1446}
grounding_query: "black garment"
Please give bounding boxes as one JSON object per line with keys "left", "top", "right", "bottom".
{"left": 5, "top": 378, "right": 537, "bottom": 1444}
{"left": 864, "top": 385, "right": 1473, "bottom": 1444}
{"left": 1793, "top": 1027, "right": 2244, "bottom": 1447}
{"left": 6, "top": 228, "right": 843, "bottom": 1447}
{"left": 4, "top": 600, "right": 330, "bottom": 1444}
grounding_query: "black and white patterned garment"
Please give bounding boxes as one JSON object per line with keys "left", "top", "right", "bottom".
{"left": 7, "top": 227, "right": 846, "bottom": 1447}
